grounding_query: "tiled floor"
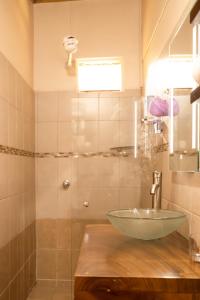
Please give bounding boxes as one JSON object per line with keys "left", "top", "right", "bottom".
{"left": 28, "top": 283, "right": 72, "bottom": 300}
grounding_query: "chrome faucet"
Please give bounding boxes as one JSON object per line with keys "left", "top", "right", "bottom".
{"left": 150, "top": 171, "right": 162, "bottom": 209}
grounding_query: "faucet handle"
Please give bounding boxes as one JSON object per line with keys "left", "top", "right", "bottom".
{"left": 153, "top": 170, "right": 162, "bottom": 178}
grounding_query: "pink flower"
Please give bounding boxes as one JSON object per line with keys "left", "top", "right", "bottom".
{"left": 149, "top": 96, "right": 179, "bottom": 117}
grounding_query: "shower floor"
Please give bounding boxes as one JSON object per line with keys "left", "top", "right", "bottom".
{"left": 28, "top": 282, "right": 72, "bottom": 300}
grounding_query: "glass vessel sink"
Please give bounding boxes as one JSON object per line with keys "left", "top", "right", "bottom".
{"left": 107, "top": 209, "right": 186, "bottom": 240}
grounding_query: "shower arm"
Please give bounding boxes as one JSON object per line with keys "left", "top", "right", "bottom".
{"left": 67, "top": 52, "right": 73, "bottom": 67}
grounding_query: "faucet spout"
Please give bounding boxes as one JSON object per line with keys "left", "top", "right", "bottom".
{"left": 150, "top": 183, "right": 159, "bottom": 195}
{"left": 150, "top": 171, "right": 162, "bottom": 209}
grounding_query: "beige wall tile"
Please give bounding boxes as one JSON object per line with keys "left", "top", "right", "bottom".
{"left": 191, "top": 214, "right": 200, "bottom": 235}
{"left": 77, "top": 121, "right": 98, "bottom": 152}
{"left": 72, "top": 188, "right": 119, "bottom": 220}
{"left": 58, "top": 92, "right": 78, "bottom": 121}
{"left": 119, "top": 157, "right": 141, "bottom": 187}
{"left": 168, "top": 202, "right": 191, "bottom": 238}
{"left": 8, "top": 156, "right": 23, "bottom": 196}
{"left": 119, "top": 97, "right": 138, "bottom": 120}
{"left": 56, "top": 250, "right": 71, "bottom": 280}
{"left": 10, "top": 233, "right": 24, "bottom": 279}
{"left": 29, "top": 281, "right": 72, "bottom": 300}
{"left": 37, "top": 158, "right": 58, "bottom": 187}
{"left": 91, "top": 188, "right": 119, "bottom": 219}
{"left": 24, "top": 192, "right": 35, "bottom": 227}
{"left": 71, "top": 189, "right": 93, "bottom": 220}
{"left": 156, "top": 152, "right": 172, "bottom": 201}
{"left": 191, "top": 187, "right": 200, "bottom": 217}
{"left": 35, "top": 280, "right": 57, "bottom": 287}
{"left": 0, "top": 154, "right": 8, "bottom": 200}
{"left": 37, "top": 249, "right": 56, "bottom": 279}
{"left": 71, "top": 220, "right": 86, "bottom": 251}
{"left": 0, "top": 54, "right": 9, "bottom": 102}
{"left": 24, "top": 157, "right": 35, "bottom": 193}
{"left": 161, "top": 198, "right": 169, "bottom": 210}
{"left": 172, "top": 172, "right": 200, "bottom": 187}
{"left": 78, "top": 92, "right": 99, "bottom": 99}
{"left": 171, "top": 183, "right": 192, "bottom": 212}
{"left": 57, "top": 158, "right": 77, "bottom": 219}
{"left": 36, "top": 186, "right": 58, "bottom": 219}
{"left": 0, "top": 198, "right": 10, "bottom": 248}
{"left": 71, "top": 250, "right": 80, "bottom": 276}
{"left": 10, "top": 270, "right": 24, "bottom": 300}
{"left": 58, "top": 122, "right": 77, "bottom": 153}
{"left": 99, "top": 121, "right": 119, "bottom": 151}
{"left": 8, "top": 104, "right": 17, "bottom": 148}
{"left": 57, "top": 188, "right": 72, "bottom": 220}
{"left": 10, "top": 195, "right": 24, "bottom": 238}
{"left": 16, "top": 110, "right": 24, "bottom": 149}
{"left": 0, "top": 97, "right": 8, "bottom": 145}
{"left": 77, "top": 157, "right": 99, "bottom": 187}
{"left": 37, "top": 219, "right": 57, "bottom": 249}
{"left": 0, "top": 242, "right": 10, "bottom": 294}
{"left": 8, "top": 68, "right": 16, "bottom": 107}
{"left": 99, "top": 97, "right": 119, "bottom": 120}
{"left": 37, "top": 92, "right": 58, "bottom": 122}
{"left": 119, "top": 187, "right": 141, "bottom": 208}
{"left": 24, "top": 120, "right": 35, "bottom": 152}
{"left": 15, "top": 73, "right": 23, "bottom": 112}
{"left": 119, "top": 121, "right": 135, "bottom": 147}
{"left": 9, "top": 75, "right": 17, "bottom": 109}
{"left": 58, "top": 158, "right": 77, "bottom": 188}
{"left": 0, "top": 287, "right": 9, "bottom": 300}
{"left": 97, "top": 157, "right": 119, "bottom": 187}
{"left": 56, "top": 219, "right": 71, "bottom": 250}
{"left": 53, "top": 283, "right": 72, "bottom": 300}
{"left": 29, "top": 252, "right": 36, "bottom": 291}
{"left": 28, "top": 283, "right": 55, "bottom": 298}
{"left": 36, "top": 122, "right": 58, "bottom": 153}
{"left": 78, "top": 98, "right": 98, "bottom": 121}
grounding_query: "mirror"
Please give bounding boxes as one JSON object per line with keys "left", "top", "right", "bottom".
{"left": 169, "top": 15, "right": 199, "bottom": 172}
{"left": 145, "top": 9, "right": 200, "bottom": 172}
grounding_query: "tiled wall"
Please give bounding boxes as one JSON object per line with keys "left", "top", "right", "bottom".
{"left": 35, "top": 90, "right": 142, "bottom": 297}
{"left": 0, "top": 51, "right": 36, "bottom": 300}
{"left": 156, "top": 150, "right": 200, "bottom": 240}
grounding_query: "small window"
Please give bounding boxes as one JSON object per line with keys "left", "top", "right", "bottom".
{"left": 77, "top": 58, "right": 122, "bottom": 92}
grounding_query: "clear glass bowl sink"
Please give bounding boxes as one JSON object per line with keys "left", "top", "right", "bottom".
{"left": 107, "top": 209, "right": 186, "bottom": 240}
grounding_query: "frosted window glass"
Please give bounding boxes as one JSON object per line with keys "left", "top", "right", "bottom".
{"left": 77, "top": 58, "right": 122, "bottom": 91}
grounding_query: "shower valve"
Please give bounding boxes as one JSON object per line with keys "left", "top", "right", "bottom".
{"left": 83, "top": 201, "right": 89, "bottom": 208}
{"left": 63, "top": 180, "right": 70, "bottom": 190}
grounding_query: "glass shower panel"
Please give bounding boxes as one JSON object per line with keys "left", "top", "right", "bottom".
{"left": 70, "top": 93, "right": 143, "bottom": 292}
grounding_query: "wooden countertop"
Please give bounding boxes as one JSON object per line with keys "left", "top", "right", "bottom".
{"left": 74, "top": 224, "right": 200, "bottom": 297}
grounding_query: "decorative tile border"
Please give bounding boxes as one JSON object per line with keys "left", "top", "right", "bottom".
{"left": 0, "top": 145, "right": 34, "bottom": 157}
{"left": 154, "top": 143, "right": 169, "bottom": 153}
{"left": 35, "top": 151, "right": 130, "bottom": 158}
{"left": 0, "top": 143, "right": 168, "bottom": 159}
{"left": 35, "top": 145, "right": 169, "bottom": 158}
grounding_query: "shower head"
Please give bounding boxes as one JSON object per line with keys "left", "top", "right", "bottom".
{"left": 63, "top": 36, "right": 78, "bottom": 54}
{"left": 63, "top": 35, "right": 78, "bottom": 71}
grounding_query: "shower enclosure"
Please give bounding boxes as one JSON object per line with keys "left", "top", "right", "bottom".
{"left": 35, "top": 90, "right": 146, "bottom": 299}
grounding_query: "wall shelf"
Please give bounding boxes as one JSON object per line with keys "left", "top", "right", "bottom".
{"left": 191, "top": 85, "right": 200, "bottom": 103}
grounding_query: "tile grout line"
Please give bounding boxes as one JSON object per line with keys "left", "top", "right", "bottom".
{"left": 0, "top": 251, "right": 36, "bottom": 297}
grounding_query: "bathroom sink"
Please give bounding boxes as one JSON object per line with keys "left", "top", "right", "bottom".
{"left": 107, "top": 209, "right": 186, "bottom": 240}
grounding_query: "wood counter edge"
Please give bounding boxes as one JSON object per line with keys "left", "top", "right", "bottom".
{"left": 74, "top": 275, "right": 200, "bottom": 294}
